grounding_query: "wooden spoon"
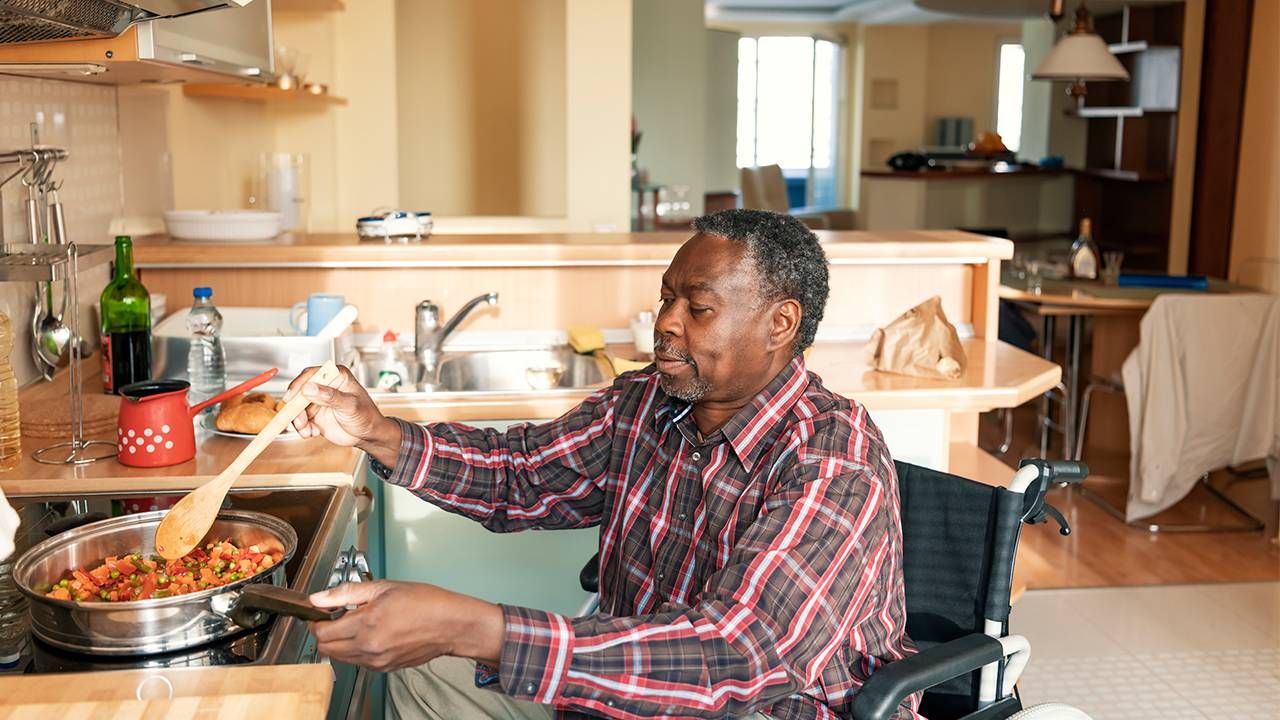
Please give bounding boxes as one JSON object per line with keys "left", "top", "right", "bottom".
{"left": 155, "top": 362, "right": 344, "bottom": 560}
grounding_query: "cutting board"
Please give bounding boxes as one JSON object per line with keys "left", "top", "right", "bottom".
{"left": 0, "top": 664, "right": 334, "bottom": 719}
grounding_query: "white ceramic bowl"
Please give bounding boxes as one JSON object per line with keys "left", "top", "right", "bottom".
{"left": 163, "top": 210, "right": 283, "bottom": 242}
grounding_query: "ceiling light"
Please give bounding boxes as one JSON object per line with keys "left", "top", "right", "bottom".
{"left": 1032, "top": 2, "right": 1128, "bottom": 97}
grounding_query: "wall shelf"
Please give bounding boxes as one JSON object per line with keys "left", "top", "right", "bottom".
{"left": 182, "top": 84, "right": 347, "bottom": 106}
{"left": 272, "top": 0, "right": 345, "bottom": 11}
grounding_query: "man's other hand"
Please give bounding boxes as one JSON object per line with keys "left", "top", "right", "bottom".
{"left": 308, "top": 580, "right": 505, "bottom": 672}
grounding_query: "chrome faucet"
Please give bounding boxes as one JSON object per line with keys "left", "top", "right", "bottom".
{"left": 415, "top": 292, "right": 499, "bottom": 391}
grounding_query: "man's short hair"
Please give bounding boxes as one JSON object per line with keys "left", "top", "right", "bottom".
{"left": 692, "top": 209, "right": 830, "bottom": 355}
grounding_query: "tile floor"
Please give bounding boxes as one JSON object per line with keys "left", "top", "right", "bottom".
{"left": 1011, "top": 582, "right": 1279, "bottom": 719}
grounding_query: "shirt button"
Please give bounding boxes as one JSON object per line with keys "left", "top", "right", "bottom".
{"left": 691, "top": 451, "right": 702, "bottom": 461}
{"left": 607, "top": 700, "right": 616, "bottom": 708}
{"left": 678, "top": 512, "right": 687, "bottom": 520}
{"left": 657, "top": 572, "right": 665, "bottom": 581}
{"left": 525, "top": 682, "right": 536, "bottom": 694}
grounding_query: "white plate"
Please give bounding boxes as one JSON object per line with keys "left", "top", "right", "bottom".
{"left": 164, "top": 210, "right": 283, "bottom": 242}
{"left": 199, "top": 412, "right": 302, "bottom": 441}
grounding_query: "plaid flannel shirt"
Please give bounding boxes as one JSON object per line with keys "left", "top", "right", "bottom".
{"left": 377, "top": 358, "right": 920, "bottom": 719}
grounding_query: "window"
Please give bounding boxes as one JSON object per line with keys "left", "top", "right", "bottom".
{"left": 737, "top": 36, "right": 843, "bottom": 208}
{"left": 995, "top": 42, "right": 1025, "bottom": 153}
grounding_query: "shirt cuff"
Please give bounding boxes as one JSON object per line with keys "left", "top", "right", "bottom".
{"left": 498, "top": 604, "right": 575, "bottom": 705}
{"left": 372, "top": 417, "right": 434, "bottom": 488}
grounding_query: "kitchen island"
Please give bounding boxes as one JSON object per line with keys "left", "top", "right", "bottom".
{"left": 0, "top": 229, "right": 1056, "bottom": 711}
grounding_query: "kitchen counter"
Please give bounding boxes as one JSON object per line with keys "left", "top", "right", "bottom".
{"left": 861, "top": 165, "right": 1069, "bottom": 180}
{"left": 374, "top": 338, "right": 1060, "bottom": 423}
{"left": 0, "top": 364, "right": 362, "bottom": 498}
{"left": 132, "top": 230, "right": 1012, "bottom": 267}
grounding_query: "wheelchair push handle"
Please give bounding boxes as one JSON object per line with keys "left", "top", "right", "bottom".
{"left": 1018, "top": 458, "right": 1089, "bottom": 484}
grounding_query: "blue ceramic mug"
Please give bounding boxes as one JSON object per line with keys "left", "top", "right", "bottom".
{"left": 290, "top": 293, "right": 346, "bottom": 336}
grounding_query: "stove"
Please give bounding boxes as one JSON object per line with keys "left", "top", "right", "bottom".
{"left": 1, "top": 485, "right": 369, "bottom": 719}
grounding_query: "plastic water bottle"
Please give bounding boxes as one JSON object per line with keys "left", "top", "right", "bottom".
{"left": 186, "top": 287, "right": 226, "bottom": 409}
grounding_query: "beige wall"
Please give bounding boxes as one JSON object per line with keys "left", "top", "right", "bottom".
{"left": 396, "top": 0, "right": 566, "bottom": 218}
{"left": 158, "top": 0, "right": 629, "bottom": 234}
{"left": 860, "top": 24, "right": 929, "bottom": 169}
{"left": 704, "top": 28, "right": 741, "bottom": 194}
{"left": 923, "top": 22, "right": 1021, "bottom": 145}
{"left": 860, "top": 21, "right": 1019, "bottom": 168}
{"left": 1228, "top": 0, "right": 1280, "bottom": 292}
{"left": 633, "top": 0, "right": 709, "bottom": 215}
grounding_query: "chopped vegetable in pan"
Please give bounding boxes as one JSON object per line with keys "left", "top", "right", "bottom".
{"left": 45, "top": 540, "right": 283, "bottom": 602}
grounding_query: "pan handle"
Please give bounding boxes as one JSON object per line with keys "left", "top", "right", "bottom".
{"left": 225, "top": 583, "right": 344, "bottom": 628}
{"left": 190, "top": 368, "right": 280, "bottom": 417}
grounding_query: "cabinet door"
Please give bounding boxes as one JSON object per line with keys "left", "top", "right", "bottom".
{"left": 381, "top": 419, "right": 598, "bottom": 616}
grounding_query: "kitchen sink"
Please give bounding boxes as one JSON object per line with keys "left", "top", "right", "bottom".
{"left": 359, "top": 346, "right": 610, "bottom": 393}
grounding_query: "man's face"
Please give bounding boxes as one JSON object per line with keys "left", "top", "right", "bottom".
{"left": 654, "top": 233, "right": 780, "bottom": 404}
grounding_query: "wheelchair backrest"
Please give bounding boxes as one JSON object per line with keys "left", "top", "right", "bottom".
{"left": 894, "top": 460, "right": 1024, "bottom": 718}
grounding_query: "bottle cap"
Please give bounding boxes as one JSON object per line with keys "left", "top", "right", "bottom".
{"left": 193, "top": 287, "right": 213, "bottom": 298}
{"left": 382, "top": 330, "right": 398, "bottom": 342}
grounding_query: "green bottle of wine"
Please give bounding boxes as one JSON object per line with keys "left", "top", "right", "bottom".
{"left": 100, "top": 235, "right": 152, "bottom": 394}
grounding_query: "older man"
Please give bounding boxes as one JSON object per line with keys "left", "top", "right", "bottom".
{"left": 289, "top": 210, "right": 919, "bottom": 719}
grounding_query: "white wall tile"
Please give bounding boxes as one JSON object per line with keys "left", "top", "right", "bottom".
{"left": 0, "top": 76, "right": 122, "bottom": 386}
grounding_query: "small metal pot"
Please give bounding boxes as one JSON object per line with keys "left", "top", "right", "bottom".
{"left": 13, "top": 509, "right": 333, "bottom": 656}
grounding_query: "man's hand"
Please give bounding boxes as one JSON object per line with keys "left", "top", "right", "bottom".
{"left": 284, "top": 366, "right": 401, "bottom": 466}
{"left": 308, "top": 580, "right": 505, "bottom": 672}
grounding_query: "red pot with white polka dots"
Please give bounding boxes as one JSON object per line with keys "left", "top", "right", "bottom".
{"left": 115, "top": 368, "right": 279, "bottom": 467}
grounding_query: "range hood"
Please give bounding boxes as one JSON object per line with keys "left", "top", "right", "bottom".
{"left": 0, "top": 0, "right": 250, "bottom": 45}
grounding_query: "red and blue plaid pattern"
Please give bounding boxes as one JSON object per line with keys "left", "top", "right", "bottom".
{"left": 382, "top": 358, "right": 920, "bottom": 719}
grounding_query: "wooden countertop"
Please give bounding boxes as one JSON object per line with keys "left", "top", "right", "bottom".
{"left": 132, "top": 230, "right": 1012, "bottom": 267}
{"left": 375, "top": 338, "right": 1061, "bottom": 423}
{"left": 0, "top": 362, "right": 362, "bottom": 498}
{"left": 3, "top": 339, "right": 1053, "bottom": 496}
{"left": 0, "top": 664, "right": 332, "bottom": 718}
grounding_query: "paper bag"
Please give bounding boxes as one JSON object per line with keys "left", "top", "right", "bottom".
{"left": 865, "top": 296, "right": 967, "bottom": 380}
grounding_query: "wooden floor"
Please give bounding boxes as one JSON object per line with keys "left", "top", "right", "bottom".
{"left": 979, "top": 404, "right": 1280, "bottom": 590}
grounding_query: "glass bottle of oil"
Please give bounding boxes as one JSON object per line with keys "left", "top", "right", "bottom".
{"left": 0, "top": 312, "right": 21, "bottom": 470}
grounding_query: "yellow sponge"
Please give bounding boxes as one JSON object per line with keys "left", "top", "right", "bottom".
{"left": 567, "top": 326, "right": 605, "bottom": 354}
{"left": 607, "top": 354, "right": 650, "bottom": 374}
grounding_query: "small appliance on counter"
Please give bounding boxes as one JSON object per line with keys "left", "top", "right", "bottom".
{"left": 356, "top": 209, "right": 433, "bottom": 242}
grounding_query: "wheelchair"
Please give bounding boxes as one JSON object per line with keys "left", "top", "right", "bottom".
{"left": 578, "top": 458, "right": 1095, "bottom": 720}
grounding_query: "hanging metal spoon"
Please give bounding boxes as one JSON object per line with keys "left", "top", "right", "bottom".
{"left": 33, "top": 188, "right": 75, "bottom": 374}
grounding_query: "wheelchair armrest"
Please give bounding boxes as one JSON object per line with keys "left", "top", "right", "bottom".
{"left": 851, "top": 634, "right": 1004, "bottom": 720}
{"left": 579, "top": 552, "right": 600, "bottom": 593}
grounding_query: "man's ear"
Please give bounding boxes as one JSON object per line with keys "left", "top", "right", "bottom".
{"left": 768, "top": 299, "right": 802, "bottom": 353}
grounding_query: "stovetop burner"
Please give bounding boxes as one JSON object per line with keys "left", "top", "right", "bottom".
{"left": 26, "top": 623, "right": 272, "bottom": 674}
{"left": 2, "top": 484, "right": 356, "bottom": 676}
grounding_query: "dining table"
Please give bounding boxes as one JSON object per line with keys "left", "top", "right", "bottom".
{"left": 998, "top": 273, "right": 1247, "bottom": 460}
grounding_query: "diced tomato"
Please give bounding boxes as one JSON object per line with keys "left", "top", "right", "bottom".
{"left": 138, "top": 575, "right": 157, "bottom": 600}
{"left": 88, "top": 565, "right": 111, "bottom": 583}
{"left": 48, "top": 587, "right": 71, "bottom": 601}
{"left": 114, "top": 559, "right": 137, "bottom": 575}
{"left": 77, "top": 568, "right": 103, "bottom": 589}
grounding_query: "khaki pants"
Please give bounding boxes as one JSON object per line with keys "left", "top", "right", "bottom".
{"left": 390, "top": 656, "right": 773, "bottom": 719}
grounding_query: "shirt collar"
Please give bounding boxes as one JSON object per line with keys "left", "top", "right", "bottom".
{"left": 653, "top": 356, "right": 810, "bottom": 473}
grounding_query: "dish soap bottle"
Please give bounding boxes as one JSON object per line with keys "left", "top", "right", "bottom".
{"left": 1070, "top": 218, "right": 1101, "bottom": 280}
{"left": 100, "top": 235, "right": 152, "bottom": 394}
{"left": 373, "top": 330, "right": 408, "bottom": 391}
{"left": 0, "top": 312, "right": 20, "bottom": 470}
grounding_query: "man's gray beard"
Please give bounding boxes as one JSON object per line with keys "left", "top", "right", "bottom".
{"left": 659, "top": 372, "right": 712, "bottom": 403}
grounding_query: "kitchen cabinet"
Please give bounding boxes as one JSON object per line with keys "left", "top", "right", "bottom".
{"left": 0, "top": 0, "right": 273, "bottom": 85}
{"left": 380, "top": 419, "right": 597, "bottom": 617}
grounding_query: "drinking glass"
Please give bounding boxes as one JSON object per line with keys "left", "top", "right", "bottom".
{"left": 1026, "top": 260, "right": 1043, "bottom": 295}
{"left": 1101, "top": 251, "right": 1124, "bottom": 286}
